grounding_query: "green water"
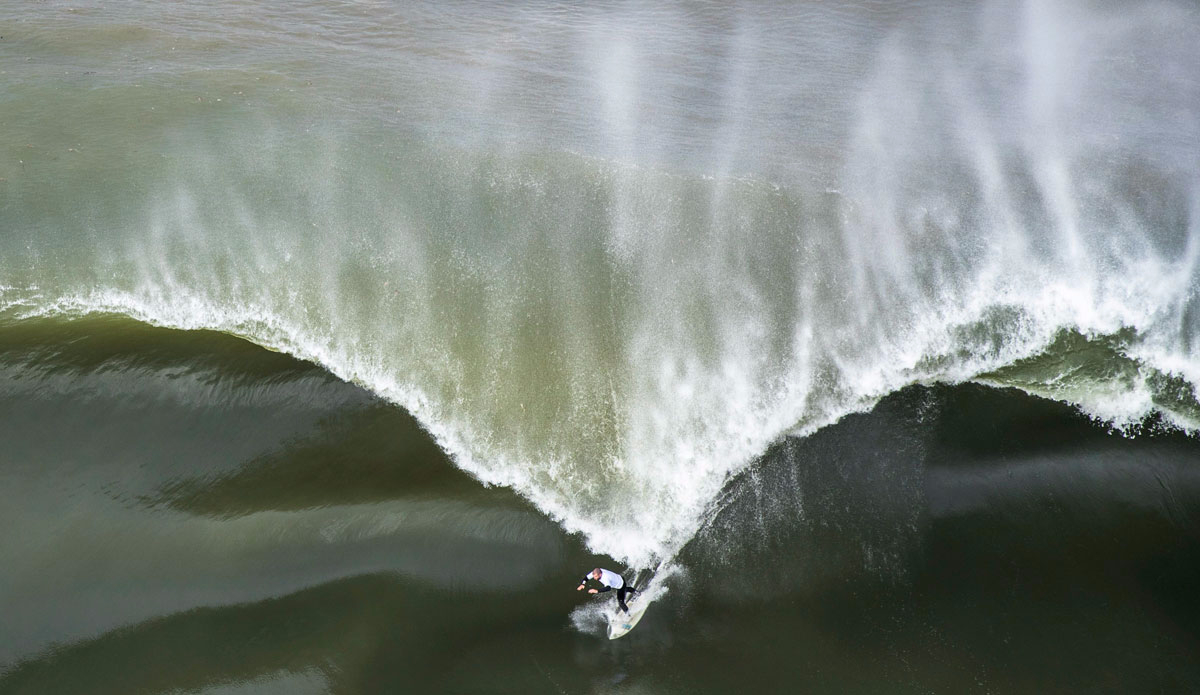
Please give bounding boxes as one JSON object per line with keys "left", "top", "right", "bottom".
{"left": 1, "top": 319, "right": 1197, "bottom": 693}
{"left": 3, "top": 0, "right": 1200, "bottom": 691}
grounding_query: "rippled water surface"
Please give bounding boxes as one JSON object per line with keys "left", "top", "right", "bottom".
{"left": 2, "top": 0, "right": 1199, "bottom": 691}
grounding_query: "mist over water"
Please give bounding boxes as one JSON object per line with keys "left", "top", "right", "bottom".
{"left": 4, "top": 0, "right": 1196, "bottom": 568}
{"left": 2, "top": 1, "right": 1200, "bottom": 689}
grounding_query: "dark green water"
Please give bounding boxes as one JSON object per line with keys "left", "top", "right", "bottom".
{"left": 1, "top": 318, "right": 1197, "bottom": 694}
{"left": 4, "top": 0, "right": 1200, "bottom": 691}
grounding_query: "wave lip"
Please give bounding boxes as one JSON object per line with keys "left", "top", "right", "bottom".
{"left": 2, "top": 0, "right": 1199, "bottom": 572}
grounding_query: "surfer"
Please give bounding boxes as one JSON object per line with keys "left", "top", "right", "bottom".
{"left": 577, "top": 567, "right": 637, "bottom": 613}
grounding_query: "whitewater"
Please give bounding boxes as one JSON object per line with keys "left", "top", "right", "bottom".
{"left": 2, "top": 0, "right": 1198, "bottom": 575}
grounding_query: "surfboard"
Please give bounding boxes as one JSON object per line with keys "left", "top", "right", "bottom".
{"left": 607, "top": 592, "right": 650, "bottom": 640}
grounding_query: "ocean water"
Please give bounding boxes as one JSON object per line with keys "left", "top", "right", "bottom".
{"left": 1, "top": 0, "right": 1199, "bottom": 692}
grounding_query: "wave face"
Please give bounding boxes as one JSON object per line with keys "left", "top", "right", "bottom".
{"left": 0, "top": 316, "right": 576, "bottom": 671}
{"left": 3, "top": 0, "right": 1199, "bottom": 566}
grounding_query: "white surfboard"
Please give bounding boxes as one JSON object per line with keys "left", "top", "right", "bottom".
{"left": 607, "top": 593, "right": 651, "bottom": 640}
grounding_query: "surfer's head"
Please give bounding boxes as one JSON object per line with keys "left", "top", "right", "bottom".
{"left": 591, "top": 568, "right": 602, "bottom": 580}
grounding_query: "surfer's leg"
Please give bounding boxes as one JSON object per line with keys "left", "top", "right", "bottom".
{"left": 617, "top": 587, "right": 631, "bottom": 612}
